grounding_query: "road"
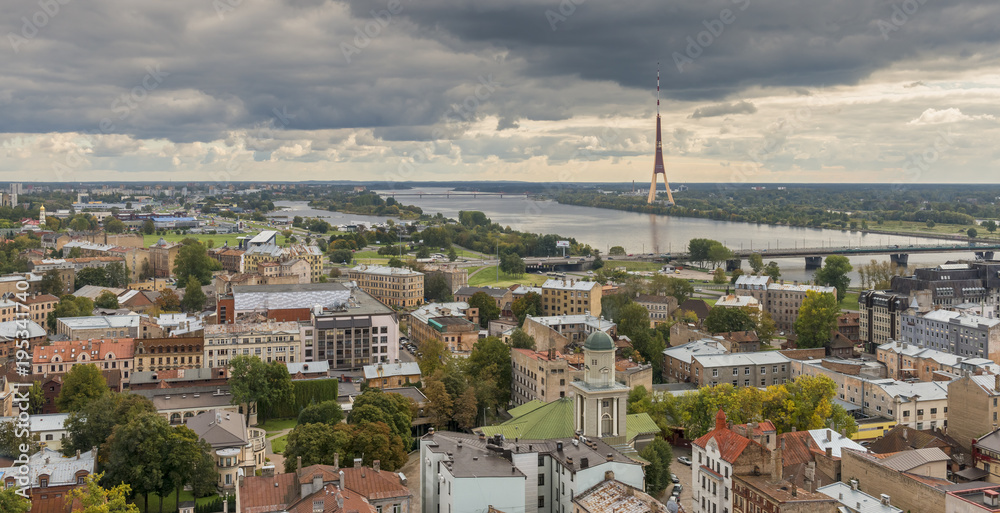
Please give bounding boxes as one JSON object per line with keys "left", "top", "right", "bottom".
{"left": 659, "top": 445, "right": 693, "bottom": 511}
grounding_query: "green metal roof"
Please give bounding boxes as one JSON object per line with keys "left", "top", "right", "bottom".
{"left": 625, "top": 413, "right": 660, "bottom": 442}
{"left": 584, "top": 331, "right": 614, "bottom": 351}
{"left": 506, "top": 400, "right": 547, "bottom": 419}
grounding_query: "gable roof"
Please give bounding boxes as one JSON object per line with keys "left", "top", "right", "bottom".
{"left": 679, "top": 299, "right": 711, "bottom": 320}
{"left": 869, "top": 425, "right": 955, "bottom": 454}
{"left": 339, "top": 467, "right": 409, "bottom": 501}
{"left": 185, "top": 409, "right": 247, "bottom": 448}
{"left": 692, "top": 411, "right": 763, "bottom": 463}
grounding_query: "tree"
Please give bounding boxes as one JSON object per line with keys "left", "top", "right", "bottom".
{"left": 748, "top": 253, "right": 764, "bottom": 274}
{"left": 712, "top": 267, "right": 727, "bottom": 284}
{"left": 688, "top": 238, "right": 719, "bottom": 263}
{"left": 44, "top": 215, "right": 62, "bottom": 231}
{"left": 63, "top": 393, "right": 156, "bottom": 458}
{"left": 57, "top": 364, "right": 110, "bottom": 412}
{"left": 511, "top": 292, "right": 542, "bottom": 326}
{"left": 617, "top": 302, "right": 651, "bottom": 340}
{"left": 329, "top": 249, "right": 353, "bottom": 265}
{"left": 508, "top": 329, "right": 536, "bottom": 350}
{"left": 703, "top": 307, "right": 756, "bottom": 334}
{"left": 0, "top": 486, "right": 31, "bottom": 513}
{"left": 425, "top": 274, "right": 454, "bottom": 302}
{"left": 813, "top": 255, "right": 852, "bottom": 303}
{"left": 448, "top": 247, "right": 458, "bottom": 261}
{"left": 639, "top": 438, "right": 673, "bottom": 496}
{"left": 260, "top": 361, "right": 294, "bottom": 423}
{"left": 707, "top": 243, "right": 733, "bottom": 268}
{"left": 172, "top": 239, "right": 221, "bottom": 285}
{"left": 105, "top": 262, "right": 129, "bottom": 288}
{"left": 648, "top": 274, "right": 694, "bottom": 304}
{"left": 48, "top": 295, "right": 95, "bottom": 330}
{"left": 297, "top": 400, "right": 345, "bottom": 425}
{"left": 229, "top": 355, "right": 269, "bottom": 424}
{"left": 499, "top": 253, "right": 525, "bottom": 277}
{"left": 181, "top": 276, "right": 207, "bottom": 312}
{"left": 348, "top": 389, "right": 413, "bottom": 460}
{"left": 348, "top": 420, "right": 408, "bottom": 470}
{"left": 0, "top": 419, "right": 37, "bottom": 458}
{"left": 764, "top": 261, "right": 781, "bottom": 280}
{"left": 387, "top": 257, "right": 405, "bottom": 268}
{"left": 76, "top": 267, "right": 109, "bottom": 288}
{"left": 155, "top": 288, "right": 182, "bottom": 311}
{"left": 40, "top": 269, "right": 65, "bottom": 296}
{"left": 729, "top": 268, "right": 744, "bottom": 284}
{"left": 104, "top": 217, "right": 126, "bottom": 233}
{"left": 95, "top": 290, "right": 120, "bottom": 309}
{"left": 141, "top": 219, "right": 155, "bottom": 234}
{"left": 468, "top": 291, "right": 500, "bottom": 328}
{"left": 591, "top": 252, "right": 604, "bottom": 270}
{"left": 27, "top": 380, "right": 45, "bottom": 414}
{"left": 609, "top": 246, "right": 626, "bottom": 256}
{"left": 467, "top": 337, "right": 512, "bottom": 409}
{"left": 70, "top": 216, "right": 92, "bottom": 231}
{"left": 417, "top": 338, "right": 448, "bottom": 377}
{"left": 969, "top": 227, "right": 979, "bottom": 238}
{"left": 104, "top": 413, "right": 172, "bottom": 512}
{"left": 793, "top": 291, "right": 841, "bottom": 349}
{"left": 753, "top": 310, "right": 777, "bottom": 344}
{"left": 282, "top": 422, "right": 345, "bottom": 472}
{"left": 454, "top": 386, "right": 479, "bottom": 431}
{"left": 163, "top": 426, "right": 218, "bottom": 506}
{"left": 985, "top": 220, "right": 998, "bottom": 234}
{"left": 424, "top": 378, "right": 454, "bottom": 429}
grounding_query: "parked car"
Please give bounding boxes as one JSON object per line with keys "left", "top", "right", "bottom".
{"left": 677, "top": 456, "right": 692, "bottom": 466}
{"left": 672, "top": 484, "right": 683, "bottom": 496}
{"left": 671, "top": 474, "right": 680, "bottom": 484}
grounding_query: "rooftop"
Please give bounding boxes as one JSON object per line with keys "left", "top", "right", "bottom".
{"left": 662, "top": 339, "right": 728, "bottom": 364}
{"left": 362, "top": 361, "right": 421, "bottom": 380}
{"left": 767, "top": 283, "right": 836, "bottom": 294}
{"left": 542, "top": 278, "right": 599, "bottom": 291}
{"left": 232, "top": 282, "right": 351, "bottom": 311}
{"left": 573, "top": 479, "right": 665, "bottom": 513}
{"left": 185, "top": 409, "right": 248, "bottom": 448}
{"left": 919, "top": 308, "right": 1000, "bottom": 328}
{"left": 0, "top": 413, "right": 70, "bottom": 433}
{"left": 736, "top": 473, "right": 839, "bottom": 505}
{"left": 349, "top": 264, "right": 422, "bottom": 276}
{"left": 692, "top": 351, "right": 791, "bottom": 368}
{"left": 526, "top": 314, "right": 615, "bottom": 331}
{"left": 57, "top": 314, "right": 141, "bottom": 329}
{"left": 816, "top": 482, "right": 903, "bottom": 513}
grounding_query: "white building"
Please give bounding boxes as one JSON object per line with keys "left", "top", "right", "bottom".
{"left": 420, "top": 430, "right": 645, "bottom": 513}
{"left": 0, "top": 413, "right": 71, "bottom": 450}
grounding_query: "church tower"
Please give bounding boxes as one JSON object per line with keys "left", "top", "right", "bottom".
{"left": 39, "top": 204, "right": 46, "bottom": 226}
{"left": 648, "top": 65, "right": 675, "bottom": 205}
{"left": 571, "top": 331, "right": 629, "bottom": 439}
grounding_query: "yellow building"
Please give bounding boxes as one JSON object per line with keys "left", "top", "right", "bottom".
{"left": 540, "top": 278, "right": 602, "bottom": 317}
{"left": 243, "top": 243, "right": 324, "bottom": 282}
{"left": 203, "top": 321, "right": 302, "bottom": 368}
{"left": 348, "top": 264, "right": 424, "bottom": 308}
{"left": 362, "top": 361, "right": 422, "bottom": 389}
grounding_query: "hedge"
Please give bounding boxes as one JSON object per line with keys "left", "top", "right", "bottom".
{"left": 264, "top": 379, "right": 339, "bottom": 419}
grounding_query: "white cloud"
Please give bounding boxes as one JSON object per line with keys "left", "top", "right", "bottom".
{"left": 907, "top": 108, "right": 996, "bottom": 125}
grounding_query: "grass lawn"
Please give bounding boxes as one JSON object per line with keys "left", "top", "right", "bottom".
{"left": 842, "top": 291, "right": 861, "bottom": 312}
{"left": 271, "top": 435, "right": 289, "bottom": 454}
{"left": 136, "top": 489, "right": 219, "bottom": 513}
{"left": 605, "top": 261, "right": 664, "bottom": 272}
{"left": 873, "top": 220, "right": 1000, "bottom": 240}
{"left": 257, "top": 418, "right": 298, "bottom": 433}
{"left": 469, "top": 270, "right": 549, "bottom": 288}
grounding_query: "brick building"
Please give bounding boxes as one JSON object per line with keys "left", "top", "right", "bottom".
{"left": 541, "top": 278, "right": 602, "bottom": 317}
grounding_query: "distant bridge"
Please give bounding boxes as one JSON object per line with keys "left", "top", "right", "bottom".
{"left": 715, "top": 243, "right": 1000, "bottom": 269}
{"left": 377, "top": 191, "right": 529, "bottom": 199}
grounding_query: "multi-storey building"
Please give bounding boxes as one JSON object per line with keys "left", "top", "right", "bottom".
{"left": 238, "top": 461, "right": 412, "bottom": 513}
{"left": 208, "top": 246, "right": 245, "bottom": 273}
{"left": 900, "top": 309, "right": 1000, "bottom": 362}
{"left": 218, "top": 282, "right": 351, "bottom": 324}
{"left": 134, "top": 337, "right": 204, "bottom": 372}
{"left": 148, "top": 238, "right": 181, "bottom": 278}
{"left": 692, "top": 410, "right": 772, "bottom": 513}
{"left": 455, "top": 286, "right": 512, "bottom": 312}
{"left": 949, "top": 374, "right": 1000, "bottom": 450}
{"left": 662, "top": 339, "right": 727, "bottom": 383}
{"left": 423, "top": 264, "right": 469, "bottom": 294}
{"left": 14, "top": 293, "right": 59, "bottom": 325}
{"left": 837, "top": 312, "right": 861, "bottom": 344}
{"left": 732, "top": 473, "right": 839, "bottom": 513}
{"left": 858, "top": 290, "right": 912, "bottom": 352}
{"left": 511, "top": 348, "right": 581, "bottom": 406}
{"left": 32, "top": 338, "right": 136, "bottom": 381}
{"left": 348, "top": 264, "right": 424, "bottom": 308}
{"left": 203, "top": 321, "right": 302, "bottom": 368}
{"left": 420, "top": 430, "right": 645, "bottom": 513}
{"left": 521, "top": 314, "right": 616, "bottom": 352}
{"left": 409, "top": 302, "right": 479, "bottom": 353}
{"left": 541, "top": 279, "right": 602, "bottom": 317}
{"left": 308, "top": 291, "right": 399, "bottom": 370}
{"left": 362, "top": 361, "right": 421, "bottom": 389}
{"left": 244, "top": 243, "right": 324, "bottom": 282}
{"left": 692, "top": 352, "right": 792, "bottom": 388}
{"left": 56, "top": 314, "right": 141, "bottom": 339}
{"left": 186, "top": 409, "right": 266, "bottom": 491}
{"left": 734, "top": 275, "right": 771, "bottom": 304}
{"left": 635, "top": 293, "right": 678, "bottom": 325}
{"left": 891, "top": 262, "right": 1000, "bottom": 313}
{"left": 877, "top": 340, "right": 999, "bottom": 381}
{"left": 735, "top": 276, "right": 836, "bottom": 332}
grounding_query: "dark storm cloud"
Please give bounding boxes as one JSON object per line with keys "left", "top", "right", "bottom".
{"left": 1, "top": 0, "right": 999, "bottom": 146}
{"left": 690, "top": 100, "right": 757, "bottom": 118}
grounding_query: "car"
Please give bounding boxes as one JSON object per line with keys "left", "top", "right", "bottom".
{"left": 677, "top": 456, "right": 692, "bottom": 466}
{"left": 671, "top": 484, "right": 683, "bottom": 496}
{"left": 671, "top": 474, "right": 680, "bottom": 484}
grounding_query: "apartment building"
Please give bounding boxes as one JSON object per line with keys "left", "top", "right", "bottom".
{"left": 238, "top": 462, "right": 412, "bottom": 513}
{"left": 521, "top": 314, "right": 616, "bottom": 352}
{"left": 692, "top": 410, "right": 772, "bottom": 513}
{"left": 635, "top": 293, "right": 678, "bottom": 325}
{"left": 691, "top": 352, "right": 792, "bottom": 388}
{"left": 56, "top": 314, "right": 141, "bottom": 339}
{"left": 420, "top": 430, "right": 644, "bottom": 513}
{"left": 186, "top": 409, "right": 266, "bottom": 491}
{"left": 204, "top": 321, "right": 302, "bottom": 368}
{"left": 14, "top": 293, "right": 58, "bottom": 325}
{"left": 735, "top": 275, "right": 836, "bottom": 332}
{"left": 348, "top": 264, "right": 424, "bottom": 308}
{"left": 308, "top": 292, "right": 399, "bottom": 370}
{"left": 877, "top": 340, "right": 1000, "bottom": 381}
{"left": 134, "top": 337, "right": 204, "bottom": 372}
{"left": 148, "top": 238, "right": 181, "bottom": 278}
{"left": 540, "top": 278, "right": 602, "bottom": 317}
{"left": 949, "top": 374, "right": 1000, "bottom": 450}
{"left": 511, "top": 348, "right": 581, "bottom": 406}
{"left": 362, "top": 361, "right": 421, "bottom": 389}
{"left": 455, "top": 286, "right": 512, "bottom": 311}
{"left": 891, "top": 262, "right": 1000, "bottom": 313}
{"left": 218, "top": 282, "right": 351, "bottom": 324}
{"left": 243, "top": 240, "right": 324, "bottom": 282}
{"left": 409, "top": 302, "right": 479, "bottom": 353}
{"left": 208, "top": 246, "right": 245, "bottom": 273}
{"left": 858, "top": 290, "right": 912, "bottom": 352}
{"left": 423, "top": 265, "right": 469, "bottom": 294}
{"left": 32, "top": 338, "right": 136, "bottom": 381}
{"left": 662, "top": 339, "right": 727, "bottom": 383}
{"left": 900, "top": 309, "right": 1000, "bottom": 362}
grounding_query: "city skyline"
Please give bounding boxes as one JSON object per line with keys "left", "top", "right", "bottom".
{"left": 2, "top": 1, "right": 999, "bottom": 184}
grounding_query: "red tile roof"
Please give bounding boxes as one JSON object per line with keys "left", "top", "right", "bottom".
{"left": 778, "top": 431, "right": 823, "bottom": 467}
{"left": 240, "top": 472, "right": 299, "bottom": 513}
{"left": 22, "top": 294, "right": 60, "bottom": 304}
{"left": 693, "top": 410, "right": 761, "bottom": 462}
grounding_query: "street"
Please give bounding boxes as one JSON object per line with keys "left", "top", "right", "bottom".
{"left": 659, "top": 445, "right": 693, "bottom": 511}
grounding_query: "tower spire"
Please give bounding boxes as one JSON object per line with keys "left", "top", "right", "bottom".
{"left": 648, "top": 64, "right": 675, "bottom": 205}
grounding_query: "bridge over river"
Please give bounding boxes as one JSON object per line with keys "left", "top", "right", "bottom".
{"left": 725, "top": 242, "right": 1000, "bottom": 269}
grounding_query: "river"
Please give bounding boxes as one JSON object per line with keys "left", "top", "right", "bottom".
{"left": 273, "top": 191, "right": 982, "bottom": 283}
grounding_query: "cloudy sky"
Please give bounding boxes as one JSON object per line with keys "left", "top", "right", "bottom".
{"left": 2, "top": 0, "right": 999, "bottom": 184}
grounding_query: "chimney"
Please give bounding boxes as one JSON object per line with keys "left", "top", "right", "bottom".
{"left": 373, "top": 460, "right": 380, "bottom": 472}
{"left": 850, "top": 479, "right": 859, "bottom": 491}
{"left": 76, "top": 449, "right": 80, "bottom": 460}
{"left": 771, "top": 439, "right": 784, "bottom": 482}
{"left": 605, "top": 470, "right": 615, "bottom": 481}
{"left": 297, "top": 456, "right": 303, "bottom": 479}
{"left": 826, "top": 429, "right": 832, "bottom": 442}
{"left": 825, "top": 447, "right": 833, "bottom": 458}
{"left": 312, "top": 473, "right": 322, "bottom": 491}
{"left": 903, "top": 428, "right": 908, "bottom": 441}
{"left": 606, "top": 453, "right": 613, "bottom": 462}
{"left": 334, "top": 452, "right": 339, "bottom": 470}
{"left": 994, "top": 373, "right": 999, "bottom": 392}
{"left": 566, "top": 457, "right": 574, "bottom": 468}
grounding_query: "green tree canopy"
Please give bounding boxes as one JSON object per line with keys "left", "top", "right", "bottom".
{"left": 499, "top": 252, "right": 526, "bottom": 277}
{"left": 748, "top": 253, "right": 764, "bottom": 274}
{"left": 228, "top": 355, "right": 269, "bottom": 424}
{"left": 467, "top": 337, "right": 511, "bottom": 408}
{"left": 813, "top": 255, "right": 852, "bottom": 303}
{"left": 95, "top": 290, "right": 120, "bottom": 309}
{"left": 57, "top": 364, "right": 110, "bottom": 412}
{"left": 0, "top": 486, "right": 31, "bottom": 513}
{"left": 181, "top": 276, "right": 207, "bottom": 312}
{"left": 297, "top": 400, "right": 345, "bottom": 426}
{"left": 63, "top": 393, "right": 157, "bottom": 457}
{"left": 39, "top": 269, "right": 65, "bottom": 296}
{"left": 103, "top": 412, "right": 172, "bottom": 512}
{"left": 508, "top": 328, "right": 536, "bottom": 350}
{"left": 104, "top": 217, "right": 126, "bottom": 233}
{"left": 793, "top": 291, "right": 841, "bottom": 349}
{"left": 468, "top": 291, "right": 500, "bottom": 328}
{"left": 425, "top": 274, "right": 454, "bottom": 303}
{"left": 172, "top": 239, "right": 221, "bottom": 285}
{"left": 511, "top": 292, "right": 542, "bottom": 326}
{"left": 703, "top": 307, "right": 756, "bottom": 334}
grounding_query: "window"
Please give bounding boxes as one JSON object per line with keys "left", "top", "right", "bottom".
{"left": 538, "top": 497, "right": 545, "bottom": 508}
{"left": 744, "top": 367, "right": 750, "bottom": 375}
{"left": 78, "top": 476, "right": 86, "bottom": 485}
{"left": 538, "top": 474, "right": 545, "bottom": 486}
{"left": 917, "top": 409, "right": 924, "bottom": 416}
{"left": 40, "top": 478, "right": 48, "bottom": 488}
{"left": 712, "top": 369, "right": 719, "bottom": 377}
{"left": 732, "top": 368, "right": 738, "bottom": 376}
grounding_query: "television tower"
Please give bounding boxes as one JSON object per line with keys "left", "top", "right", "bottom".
{"left": 648, "top": 65, "right": 675, "bottom": 205}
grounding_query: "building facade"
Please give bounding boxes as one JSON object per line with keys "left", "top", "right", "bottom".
{"left": 204, "top": 321, "right": 302, "bottom": 368}
{"left": 348, "top": 265, "right": 424, "bottom": 308}
{"left": 134, "top": 337, "right": 205, "bottom": 373}
{"left": 541, "top": 279, "right": 602, "bottom": 317}
{"left": 900, "top": 309, "right": 1000, "bottom": 362}
{"left": 512, "top": 348, "right": 580, "bottom": 406}
{"left": 308, "top": 295, "right": 400, "bottom": 370}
